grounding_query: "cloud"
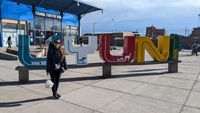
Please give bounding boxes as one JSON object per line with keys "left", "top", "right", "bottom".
{"left": 81, "top": 0, "right": 200, "bottom": 35}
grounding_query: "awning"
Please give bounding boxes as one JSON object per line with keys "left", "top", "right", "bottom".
{"left": 9, "top": 0, "right": 102, "bottom": 17}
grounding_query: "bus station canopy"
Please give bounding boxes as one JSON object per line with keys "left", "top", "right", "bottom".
{"left": 10, "top": 0, "right": 102, "bottom": 17}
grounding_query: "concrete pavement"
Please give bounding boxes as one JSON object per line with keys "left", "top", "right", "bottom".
{"left": 0, "top": 50, "right": 200, "bottom": 113}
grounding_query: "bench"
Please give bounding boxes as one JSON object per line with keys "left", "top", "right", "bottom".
{"left": 15, "top": 60, "right": 180, "bottom": 83}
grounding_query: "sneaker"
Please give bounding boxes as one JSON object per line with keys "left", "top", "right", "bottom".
{"left": 57, "top": 93, "right": 61, "bottom": 98}
{"left": 51, "top": 95, "right": 59, "bottom": 100}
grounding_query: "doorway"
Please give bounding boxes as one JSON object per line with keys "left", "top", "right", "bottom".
{"left": 2, "top": 31, "right": 17, "bottom": 47}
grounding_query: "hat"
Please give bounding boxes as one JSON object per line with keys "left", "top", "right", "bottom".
{"left": 52, "top": 35, "right": 60, "bottom": 42}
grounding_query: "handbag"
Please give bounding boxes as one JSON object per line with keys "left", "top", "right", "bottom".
{"left": 59, "top": 61, "right": 66, "bottom": 73}
{"left": 60, "top": 66, "right": 65, "bottom": 73}
{"left": 54, "top": 63, "right": 65, "bottom": 73}
{"left": 45, "top": 79, "right": 54, "bottom": 88}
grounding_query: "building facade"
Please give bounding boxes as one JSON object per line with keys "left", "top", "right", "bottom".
{"left": 92, "top": 32, "right": 139, "bottom": 46}
{"left": 0, "top": 0, "right": 79, "bottom": 47}
{"left": 190, "top": 27, "right": 200, "bottom": 38}
{"left": 146, "top": 26, "right": 165, "bottom": 39}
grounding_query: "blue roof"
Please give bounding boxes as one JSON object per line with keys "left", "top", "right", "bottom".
{"left": 9, "top": 0, "right": 102, "bottom": 17}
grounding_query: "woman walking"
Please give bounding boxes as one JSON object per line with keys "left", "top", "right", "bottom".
{"left": 46, "top": 37, "right": 67, "bottom": 99}
{"left": 6, "top": 36, "right": 12, "bottom": 49}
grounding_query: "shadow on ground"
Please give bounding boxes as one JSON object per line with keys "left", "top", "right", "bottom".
{"left": 0, "top": 68, "right": 168, "bottom": 87}
{"left": 0, "top": 96, "right": 52, "bottom": 108}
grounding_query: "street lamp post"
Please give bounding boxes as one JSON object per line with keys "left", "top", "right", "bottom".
{"left": 114, "top": 22, "right": 116, "bottom": 32}
{"left": 185, "top": 27, "right": 187, "bottom": 37}
{"left": 112, "top": 19, "right": 117, "bottom": 46}
{"left": 93, "top": 22, "right": 97, "bottom": 35}
{"left": 185, "top": 27, "right": 190, "bottom": 37}
{"left": 112, "top": 19, "right": 117, "bottom": 32}
{"left": 198, "top": 14, "right": 200, "bottom": 27}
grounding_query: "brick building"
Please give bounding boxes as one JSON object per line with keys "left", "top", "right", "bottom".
{"left": 190, "top": 27, "right": 200, "bottom": 38}
{"left": 146, "top": 26, "right": 165, "bottom": 39}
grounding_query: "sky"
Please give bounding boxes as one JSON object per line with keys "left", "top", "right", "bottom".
{"left": 80, "top": 0, "right": 200, "bottom": 36}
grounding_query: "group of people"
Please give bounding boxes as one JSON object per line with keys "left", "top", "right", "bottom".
{"left": 191, "top": 41, "right": 200, "bottom": 56}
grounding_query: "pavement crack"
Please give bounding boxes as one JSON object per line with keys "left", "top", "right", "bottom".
{"left": 178, "top": 71, "right": 200, "bottom": 113}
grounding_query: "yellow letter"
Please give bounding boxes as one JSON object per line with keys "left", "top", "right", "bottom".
{"left": 135, "top": 36, "right": 170, "bottom": 63}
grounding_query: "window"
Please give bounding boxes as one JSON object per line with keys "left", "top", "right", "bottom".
{"left": 34, "top": 12, "right": 62, "bottom": 42}
{"left": 54, "top": 19, "right": 61, "bottom": 32}
{"left": 2, "top": 19, "right": 18, "bottom": 31}
{"left": 2, "top": 23, "right": 18, "bottom": 30}
{"left": 45, "top": 18, "right": 54, "bottom": 31}
{"left": 65, "top": 26, "right": 78, "bottom": 36}
{"left": 19, "top": 21, "right": 26, "bottom": 34}
{"left": 35, "top": 16, "right": 44, "bottom": 30}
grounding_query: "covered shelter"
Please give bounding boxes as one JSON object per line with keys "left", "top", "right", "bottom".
{"left": 10, "top": 0, "right": 102, "bottom": 17}
{"left": 0, "top": 0, "right": 102, "bottom": 47}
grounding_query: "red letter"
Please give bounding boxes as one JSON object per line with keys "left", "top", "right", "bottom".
{"left": 99, "top": 35, "right": 136, "bottom": 63}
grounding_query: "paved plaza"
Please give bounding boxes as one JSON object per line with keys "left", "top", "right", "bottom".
{"left": 0, "top": 50, "right": 200, "bottom": 113}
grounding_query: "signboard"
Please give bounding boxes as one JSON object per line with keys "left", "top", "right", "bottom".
{"left": 64, "top": 36, "right": 98, "bottom": 65}
{"left": 99, "top": 35, "right": 135, "bottom": 63}
{"left": 99, "top": 34, "right": 179, "bottom": 63}
{"left": 135, "top": 36, "right": 170, "bottom": 63}
{"left": 18, "top": 34, "right": 179, "bottom": 68}
{"left": 18, "top": 35, "right": 46, "bottom": 67}
{"left": 35, "top": 11, "right": 61, "bottom": 19}
{"left": 169, "top": 34, "right": 180, "bottom": 61}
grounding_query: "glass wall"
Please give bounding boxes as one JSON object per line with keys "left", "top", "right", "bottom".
{"left": 0, "top": 0, "right": 79, "bottom": 47}
{"left": 2, "top": 19, "right": 27, "bottom": 47}
{"left": 1, "top": 0, "right": 33, "bottom": 47}
{"left": 34, "top": 11, "right": 62, "bottom": 46}
{"left": 35, "top": 16, "right": 45, "bottom": 45}
{"left": 45, "top": 17, "right": 54, "bottom": 40}
{"left": 64, "top": 26, "right": 78, "bottom": 44}
{"left": 27, "top": 21, "right": 34, "bottom": 45}
{"left": 54, "top": 19, "right": 61, "bottom": 32}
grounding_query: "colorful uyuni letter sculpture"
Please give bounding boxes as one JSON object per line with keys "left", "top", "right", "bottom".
{"left": 135, "top": 36, "right": 170, "bottom": 63}
{"left": 18, "top": 35, "right": 46, "bottom": 67}
{"left": 64, "top": 36, "right": 97, "bottom": 65}
{"left": 169, "top": 34, "right": 180, "bottom": 61}
{"left": 99, "top": 35, "right": 136, "bottom": 63}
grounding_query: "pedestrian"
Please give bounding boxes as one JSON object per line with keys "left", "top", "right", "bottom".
{"left": 191, "top": 41, "right": 199, "bottom": 56}
{"left": 46, "top": 37, "right": 67, "bottom": 99}
{"left": 79, "top": 37, "right": 83, "bottom": 47}
{"left": 6, "top": 36, "right": 12, "bottom": 49}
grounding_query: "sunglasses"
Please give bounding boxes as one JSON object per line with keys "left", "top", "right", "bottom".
{"left": 54, "top": 42, "right": 60, "bottom": 44}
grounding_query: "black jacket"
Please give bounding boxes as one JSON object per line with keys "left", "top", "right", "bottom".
{"left": 46, "top": 43, "right": 67, "bottom": 73}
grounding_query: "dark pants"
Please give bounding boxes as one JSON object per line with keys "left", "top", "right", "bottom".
{"left": 192, "top": 49, "right": 198, "bottom": 56}
{"left": 7, "top": 43, "right": 11, "bottom": 49}
{"left": 50, "top": 70, "right": 61, "bottom": 96}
